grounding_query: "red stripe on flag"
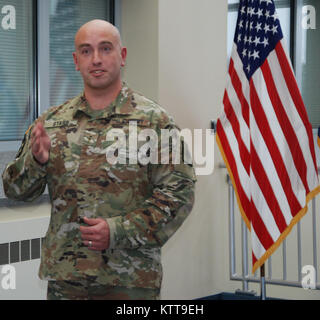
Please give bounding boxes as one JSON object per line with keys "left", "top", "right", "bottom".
{"left": 223, "top": 91, "right": 250, "bottom": 175}
{"left": 251, "top": 199, "right": 275, "bottom": 251}
{"left": 250, "top": 81, "right": 302, "bottom": 217}
{"left": 216, "top": 120, "right": 251, "bottom": 222}
{"left": 251, "top": 144, "right": 287, "bottom": 233}
{"left": 275, "top": 42, "right": 318, "bottom": 174}
{"left": 261, "top": 59, "right": 310, "bottom": 194}
{"left": 229, "top": 59, "right": 250, "bottom": 127}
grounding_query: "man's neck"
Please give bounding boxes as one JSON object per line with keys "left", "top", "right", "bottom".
{"left": 84, "top": 81, "right": 122, "bottom": 110}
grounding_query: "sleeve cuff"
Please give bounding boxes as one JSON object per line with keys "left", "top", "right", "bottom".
{"left": 25, "top": 148, "right": 48, "bottom": 175}
{"left": 106, "top": 216, "right": 122, "bottom": 249}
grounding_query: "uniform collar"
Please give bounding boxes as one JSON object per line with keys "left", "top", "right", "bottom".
{"left": 72, "top": 83, "right": 136, "bottom": 120}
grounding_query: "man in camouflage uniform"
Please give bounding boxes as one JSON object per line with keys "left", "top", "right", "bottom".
{"left": 2, "top": 20, "right": 196, "bottom": 300}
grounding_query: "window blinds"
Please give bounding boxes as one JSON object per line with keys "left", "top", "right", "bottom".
{"left": 0, "top": 0, "right": 34, "bottom": 141}
{"left": 49, "top": 0, "right": 111, "bottom": 108}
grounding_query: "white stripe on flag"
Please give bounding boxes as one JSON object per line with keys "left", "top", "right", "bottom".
{"left": 219, "top": 115, "right": 251, "bottom": 200}
{"left": 225, "top": 73, "right": 250, "bottom": 152}
{"left": 250, "top": 170, "right": 281, "bottom": 242}
{"left": 251, "top": 224, "right": 266, "bottom": 261}
{"left": 251, "top": 69, "right": 306, "bottom": 207}
{"left": 267, "top": 50, "right": 318, "bottom": 191}
{"left": 250, "top": 110, "right": 293, "bottom": 224}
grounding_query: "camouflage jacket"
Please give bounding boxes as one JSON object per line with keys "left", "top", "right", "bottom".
{"left": 2, "top": 84, "right": 196, "bottom": 289}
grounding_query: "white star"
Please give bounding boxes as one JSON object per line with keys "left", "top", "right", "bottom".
{"left": 255, "top": 22, "right": 262, "bottom": 32}
{"left": 251, "top": 50, "right": 260, "bottom": 60}
{"left": 271, "top": 12, "right": 279, "bottom": 21}
{"left": 264, "top": 23, "right": 271, "bottom": 33}
{"left": 250, "top": 21, "right": 254, "bottom": 30}
{"left": 262, "top": 37, "right": 269, "bottom": 47}
{"left": 246, "top": 64, "right": 251, "bottom": 73}
{"left": 240, "top": 6, "right": 246, "bottom": 15}
{"left": 271, "top": 25, "right": 278, "bottom": 34}
{"left": 257, "top": 8, "right": 264, "bottom": 19}
{"left": 238, "top": 20, "right": 243, "bottom": 29}
{"left": 265, "top": 10, "right": 270, "bottom": 19}
{"left": 237, "top": 34, "right": 242, "bottom": 42}
{"left": 253, "top": 36, "right": 261, "bottom": 46}
{"left": 242, "top": 48, "right": 247, "bottom": 57}
{"left": 244, "top": 35, "right": 248, "bottom": 44}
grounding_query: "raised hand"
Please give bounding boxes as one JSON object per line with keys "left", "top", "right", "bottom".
{"left": 31, "top": 122, "right": 51, "bottom": 164}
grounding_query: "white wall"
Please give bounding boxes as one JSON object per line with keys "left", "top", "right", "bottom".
{"left": 121, "top": 0, "right": 320, "bottom": 300}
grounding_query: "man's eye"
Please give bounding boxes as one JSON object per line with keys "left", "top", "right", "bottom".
{"left": 81, "top": 49, "right": 90, "bottom": 55}
{"left": 103, "top": 47, "right": 111, "bottom": 52}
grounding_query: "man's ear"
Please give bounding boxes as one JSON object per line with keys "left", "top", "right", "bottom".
{"left": 120, "top": 47, "right": 127, "bottom": 67}
{"left": 72, "top": 52, "right": 80, "bottom": 71}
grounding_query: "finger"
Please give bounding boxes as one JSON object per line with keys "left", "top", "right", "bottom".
{"left": 32, "top": 137, "right": 40, "bottom": 154}
{"left": 83, "top": 240, "right": 101, "bottom": 251}
{"left": 31, "top": 127, "right": 40, "bottom": 141}
{"left": 81, "top": 233, "right": 100, "bottom": 241}
{"left": 79, "top": 225, "right": 97, "bottom": 235}
{"left": 83, "top": 217, "right": 101, "bottom": 226}
{"left": 36, "top": 121, "right": 45, "bottom": 133}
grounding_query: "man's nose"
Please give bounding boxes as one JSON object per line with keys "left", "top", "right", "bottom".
{"left": 92, "top": 50, "right": 102, "bottom": 65}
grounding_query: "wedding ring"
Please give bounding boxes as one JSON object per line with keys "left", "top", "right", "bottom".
{"left": 88, "top": 241, "right": 92, "bottom": 248}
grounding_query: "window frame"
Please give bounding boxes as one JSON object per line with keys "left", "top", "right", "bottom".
{"left": 0, "top": 0, "right": 117, "bottom": 152}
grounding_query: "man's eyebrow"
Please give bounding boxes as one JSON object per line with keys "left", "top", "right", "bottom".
{"left": 77, "top": 43, "right": 90, "bottom": 49}
{"left": 99, "top": 41, "right": 114, "bottom": 47}
{"left": 77, "top": 41, "right": 114, "bottom": 49}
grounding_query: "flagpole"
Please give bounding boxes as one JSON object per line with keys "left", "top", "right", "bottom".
{"left": 260, "top": 264, "right": 266, "bottom": 300}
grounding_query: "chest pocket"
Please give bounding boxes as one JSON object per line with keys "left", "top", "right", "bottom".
{"left": 44, "top": 120, "right": 78, "bottom": 176}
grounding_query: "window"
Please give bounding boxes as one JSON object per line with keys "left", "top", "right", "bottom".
{"left": 0, "top": 0, "right": 35, "bottom": 141}
{"left": 227, "top": 0, "right": 320, "bottom": 129}
{"left": 0, "top": 0, "right": 115, "bottom": 145}
{"left": 49, "top": 0, "right": 113, "bottom": 107}
{"left": 295, "top": 0, "right": 320, "bottom": 128}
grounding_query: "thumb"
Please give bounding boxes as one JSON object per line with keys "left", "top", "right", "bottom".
{"left": 83, "top": 216, "right": 101, "bottom": 226}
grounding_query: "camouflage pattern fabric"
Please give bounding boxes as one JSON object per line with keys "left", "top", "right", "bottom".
{"left": 2, "top": 83, "right": 196, "bottom": 290}
{"left": 47, "top": 280, "right": 160, "bottom": 300}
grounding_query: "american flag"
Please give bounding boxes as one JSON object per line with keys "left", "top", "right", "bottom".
{"left": 216, "top": 0, "right": 320, "bottom": 273}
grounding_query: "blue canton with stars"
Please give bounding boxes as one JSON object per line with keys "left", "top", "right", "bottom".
{"left": 234, "top": 0, "right": 283, "bottom": 80}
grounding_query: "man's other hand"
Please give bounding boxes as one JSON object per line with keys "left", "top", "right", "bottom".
{"left": 31, "top": 122, "right": 51, "bottom": 164}
{"left": 80, "top": 217, "right": 111, "bottom": 251}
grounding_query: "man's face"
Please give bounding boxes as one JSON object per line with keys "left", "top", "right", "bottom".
{"left": 73, "top": 24, "right": 127, "bottom": 91}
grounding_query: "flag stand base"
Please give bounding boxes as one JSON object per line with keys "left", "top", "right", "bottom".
{"left": 260, "top": 264, "right": 266, "bottom": 300}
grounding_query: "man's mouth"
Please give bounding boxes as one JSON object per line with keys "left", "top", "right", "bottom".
{"left": 90, "top": 70, "right": 105, "bottom": 76}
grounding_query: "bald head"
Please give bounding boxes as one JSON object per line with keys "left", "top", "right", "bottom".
{"left": 74, "top": 19, "right": 122, "bottom": 50}
{"left": 72, "top": 19, "right": 127, "bottom": 97}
